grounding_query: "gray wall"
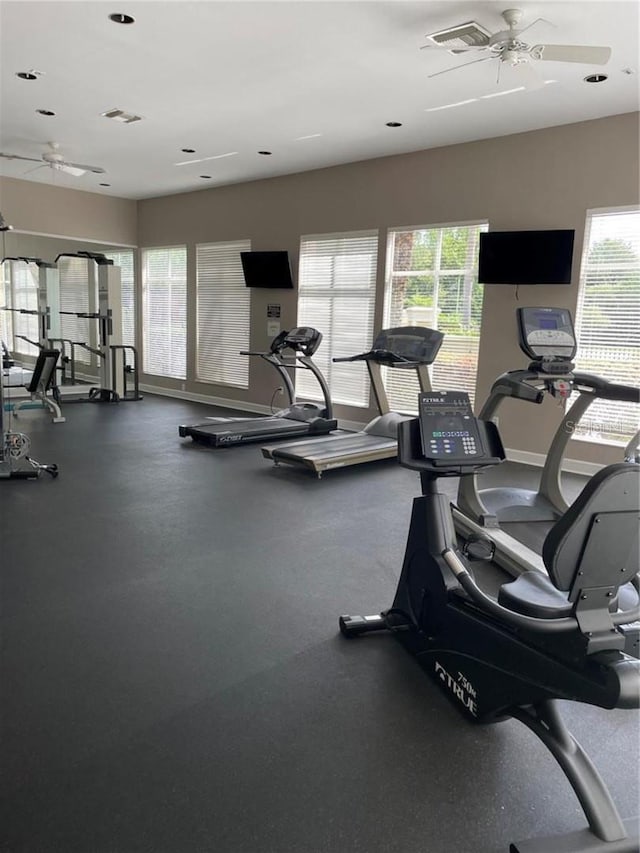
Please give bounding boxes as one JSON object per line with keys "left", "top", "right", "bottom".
{"left": 2, "top": 111, "right": 638, "bottom": 465}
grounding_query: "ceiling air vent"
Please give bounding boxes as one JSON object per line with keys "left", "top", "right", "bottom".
{"left": 100, "top": 108, "right": 143, "bottom": 124}
{"left": 426, "top": 21, "right": 491, "bottom": 54}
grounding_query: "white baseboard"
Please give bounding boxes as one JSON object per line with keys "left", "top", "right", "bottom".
{"left": 506, "top": 447, "right": 602, "bottom": 477}
{"left": 140, "top": 383, "right": 370, "bottom": 429}
{"left": 140, "top": 384, "right": 294, "bottom": 417}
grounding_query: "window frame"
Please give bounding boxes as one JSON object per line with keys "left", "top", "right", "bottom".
{"left": 141, "top": 245, "right": 188, "bottom": 381}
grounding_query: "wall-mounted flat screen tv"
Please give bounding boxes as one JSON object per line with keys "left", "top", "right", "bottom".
{"left": 240, "top": 251, "right": 294, "bottom": 289}
{"left": 478, "top": 229, "right": 575, "bottom": 285}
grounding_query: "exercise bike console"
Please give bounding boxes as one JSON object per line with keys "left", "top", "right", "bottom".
{"left": 399, "top": 391, "right": 505, "bottom": 476}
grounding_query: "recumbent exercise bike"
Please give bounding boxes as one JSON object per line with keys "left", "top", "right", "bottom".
{"left": 340, "top": 391, "right": 639, "bottom": 852}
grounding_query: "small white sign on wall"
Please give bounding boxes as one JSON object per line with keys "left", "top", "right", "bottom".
{"left": 267, "top": 320, "right": 280, "bottom": 337}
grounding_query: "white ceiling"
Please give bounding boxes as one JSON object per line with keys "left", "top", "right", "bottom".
{"left": 0, "top": 0, "right": 638, "bottom": 200}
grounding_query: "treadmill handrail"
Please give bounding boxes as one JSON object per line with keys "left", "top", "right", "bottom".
{"left": 333, "top": 348, "right": 434, "bottom": 367}
{"left": 573, "top": 373, "right": 640, "bottom": 403}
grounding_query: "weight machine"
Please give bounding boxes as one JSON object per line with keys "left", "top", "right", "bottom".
{"left": 0, "top": 345, "right": 58, "bottom": 479}
{"left": 1, "top": 252, "right": 141, "bottom": 407}
{"left": 54, "top": 251, "right": 141, "bottom": 402}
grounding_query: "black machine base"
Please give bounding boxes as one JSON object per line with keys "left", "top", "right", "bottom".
{"left": 179, "top": 416, "right": 337, "bottom": 447}
{"left": 510, "top": 817, "right": 639, "bottom": 853}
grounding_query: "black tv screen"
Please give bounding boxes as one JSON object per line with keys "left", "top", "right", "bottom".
{"left": 478, "top": 229, "right": 575, "bottom": 285}
{"left": 240, "top": 251, "right": 294, "bottom": 289}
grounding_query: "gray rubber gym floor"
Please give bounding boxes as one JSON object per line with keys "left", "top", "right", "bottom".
{"left": 1, "top": 395, "right": 638, "bottom": 853}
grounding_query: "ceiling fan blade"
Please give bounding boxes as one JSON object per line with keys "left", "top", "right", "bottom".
{"left": 428, "top": 55, "right": 493, "bottom": 79}
{"left": 533, "top": 44, "right": 612, "bottom": 64}
{"left": 23, "top": 164, "right": 47, "bottom": 175}
{"left": 54, "top": 164, "right": 87, "bottom": 177}
{"left": 60, "top": 160, "right": 105, "bottom": 174}
{"left": 516, "top": 16, "right": 554, "bottom": 38}
{"left": 0, "top": 153, "right": 43, "bottom": 164}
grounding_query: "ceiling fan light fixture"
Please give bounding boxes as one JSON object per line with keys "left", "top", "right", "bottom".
{"left": 16, "top": 71, "right": 41, "bottom": 81}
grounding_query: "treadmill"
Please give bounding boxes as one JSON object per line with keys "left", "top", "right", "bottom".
{"left": 261, "top": 326, "right": 444, "bottom": 477}
{"left": 178, "top": 326, "right": 337, "bottom": 447}
{"left": 453, "top": 306, "right": 640, "bottom": 577}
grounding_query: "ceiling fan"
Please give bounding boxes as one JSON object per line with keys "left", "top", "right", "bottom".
{"left": 0, "top": 142, "right": 105, "bottom": 177}
{"left": 421, "top": 8, "right": 612, "bottom": 87}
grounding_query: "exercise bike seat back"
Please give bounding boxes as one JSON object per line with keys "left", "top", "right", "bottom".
{"left": 498, "top": 462, "right": 640, "bottom": 656}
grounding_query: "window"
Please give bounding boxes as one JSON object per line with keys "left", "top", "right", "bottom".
{"left": 58, "top": 255, "right": 92, "bottom": 367}
{"left": 573, "top": 208, "right": 640, "bottom": 445}
{"left": 297, "top": 231, "right": 378, "bottom": 407}
{"left": 196, "top": 240, "right": 250, "bottom": 388}
{"left": 384, "top": 222, "right": 487, "bottom": 413}
{"left": 104, "top": 249, "right": 136, "bottom": 352}
{"left": 0, "top": 263, "right": 12, "bottom": 347}
{"left": 142, "top": 247, "right": 187, "bottom": 380}
{"left": 1, "top": 261, "right": 39, "bottom": 358}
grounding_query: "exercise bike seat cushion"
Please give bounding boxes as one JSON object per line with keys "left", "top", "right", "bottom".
{"left": 498, "top": 571, "right": 573, "bottom": 618}
{"left": 498, "top": 571, "right": 639, "bottom": 619}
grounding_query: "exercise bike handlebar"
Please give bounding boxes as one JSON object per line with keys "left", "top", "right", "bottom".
{"left": 442, "top": 548, "right": 640, "bottom": 634}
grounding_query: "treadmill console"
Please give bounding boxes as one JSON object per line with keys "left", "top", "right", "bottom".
{"left": 418, "top": 392, "right": 485, "bottom": 462}
{"left": 371, "top": 326, "right": 444, "bottom": 365}
{"left": 517, "top": 307, "right": 576, "bottom": 364}
{"left": 284, "top": 327, "right": 322, "bottom": 356}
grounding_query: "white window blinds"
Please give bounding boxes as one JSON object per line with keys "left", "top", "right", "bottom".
{"left": 142, "top": 247, "right": 187, "bottom": 380}
{"left": 297, "top": 231, "right": 377, "bottom": 407}
{"left": 0, "top": 263, "right": 12, "bottom": 347}
{"left": 104, "top": 250, "right": 135, "bottom": 350}
{"left": 573, "top": 208, "right": 640, "bottom": 445}
{"left": 58, "top": 256, "right": 92, "bottom": 366}
{"left": 7, "top": 261, "right": 39, "bottom": 358}
{"left": 384, "top": 223, "right": 487, "bottom": 413}
{"left": 196, "top": 240, "right": 250, "bottom": 388}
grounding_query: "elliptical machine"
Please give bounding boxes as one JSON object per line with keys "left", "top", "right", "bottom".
{"left": 340, "top": 390, "right": 639, "bottom": 852}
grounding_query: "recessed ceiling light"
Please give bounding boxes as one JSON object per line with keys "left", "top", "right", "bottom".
{"left": 584, "top": 73, "right": 608, "bottom": 83}
{"left": 99, "top": 183, "right": 111, "bottom": 187}
{"left": 36, "top": 109, "right": 56, "bottom": 116}
{"left": 109, "top": 13, "right": 135, "bottom": 24}
{"left": 258, "top": 151, "right": 272, "bottom": 156}
{"left": 200, "top": 175, "right": 212, "bottom": 179}
{"left": 386, "top": 121, "right": 402, "bottom": 127}
{"left": 181, "top": 148, "right": 196, "bottom": 153}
